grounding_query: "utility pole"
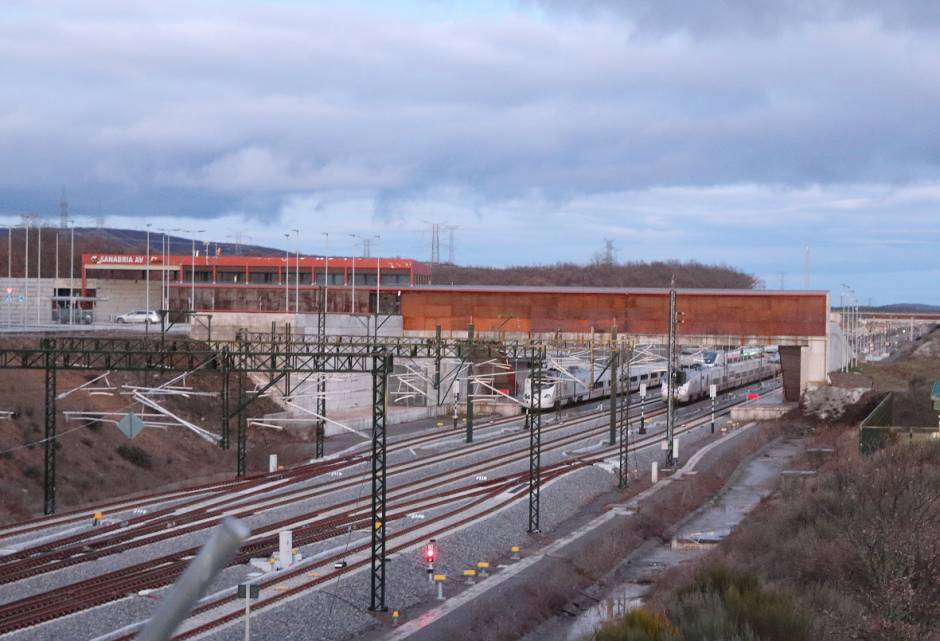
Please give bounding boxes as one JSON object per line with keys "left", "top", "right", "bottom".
{"left": 465, "top": 323, "right": 474, "bottom": 443}
{"left": 608, "top": 325, "right": 618, "bottom": 447}
{"left": 665, "top": 281, "right": 679, "bottom": 467}
{"left": 527, "top": 346, "right": 543, "bottom": 534}
{"left": 618, "top": 342, "right": 632, "bottom": 489}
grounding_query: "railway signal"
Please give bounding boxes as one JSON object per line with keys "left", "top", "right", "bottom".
{"left": 424, "top": 539, "right": 438, "bottom": 581}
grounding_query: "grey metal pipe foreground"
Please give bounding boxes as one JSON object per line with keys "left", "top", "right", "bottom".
{"left": 135, "top": 518, "right": 250, "bottom": 641}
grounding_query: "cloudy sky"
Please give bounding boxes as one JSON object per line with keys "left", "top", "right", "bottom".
{"left": 2, "top": 0, "right": 940, "bottom": 304}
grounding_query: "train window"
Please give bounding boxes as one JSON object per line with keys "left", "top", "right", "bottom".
{"left": 641, "top": 374, "right": 649, "bottom": 380}
{"left": 593, "top": 381, "right": 603, "bottom": 389}
{"left": 630, "top": 376, "right": 638, "bottom": 383}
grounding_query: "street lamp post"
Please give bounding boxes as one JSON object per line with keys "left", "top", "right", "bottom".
{"left": 145, "top": 223, "right": 151, "bottom": 334}
{"left": 36, "top": 221, "right": 42, "bottom": 325}
{"left": 283, "top": 234, "right": 291, "bottom": 313}
{"left": 292, "top": 229, "right": 300, "bottom": 313}
{"left": 183, "top": 230, "right": 205, "bottom": 313}
{"left": 68, "top": 220, "right": 75, "bottom": 325}
{"left": 348, "top": 234, "right": 357, "bottom": 314}
{"left": 321, "top": 232, "right": 328, "bottom": 315}
{"left": 23, "top": 216, "right": 30, "bottom": 327}
{"left": 374, "top": 236, "right": 382, "bottom": 316}
{"left": 158, "top": 228, "right": 180, "bottom": 311}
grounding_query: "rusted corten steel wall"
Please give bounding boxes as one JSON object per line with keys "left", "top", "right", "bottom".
{"left": 400, "top": 287, "right": 828, "bottom": 338}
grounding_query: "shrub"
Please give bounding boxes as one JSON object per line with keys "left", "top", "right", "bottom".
{"left": 670, "top": 590, "right": 753, "bottom": 641}
{"left": 115, "top": 444, "right": 153, "bottom": 469}
{"left": 672, "top": 565, "right": 809, "bottom": 641}
{"left": 23, "top": 464, "right": 41, "bottom": 479}
{"left": 594, "top": 609, "right": 679, "bottom": 641}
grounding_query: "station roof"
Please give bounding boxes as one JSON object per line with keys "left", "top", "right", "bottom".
{"left": 82, "top": 253, "right": 429, "bottom": 273}
{"left": 409, "top": 285, "right": 829, "bottom": 297}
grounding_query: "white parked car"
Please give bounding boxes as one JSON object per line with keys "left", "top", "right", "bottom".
{"left": 115, "top": 310, "right": 161, "bottom": 324}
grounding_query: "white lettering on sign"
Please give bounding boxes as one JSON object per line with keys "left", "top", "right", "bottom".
{"left": 89, "top": 255, "right": 162, "bottom": 265}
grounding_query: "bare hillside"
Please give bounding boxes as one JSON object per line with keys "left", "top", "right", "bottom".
{"left": 429, "top": 260, "right": 758, "bottom": 289}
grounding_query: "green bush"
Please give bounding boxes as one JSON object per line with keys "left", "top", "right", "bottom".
{"left": 594, "top": 609, "right": 679, "bottom": 641}
{"left": 672, "top": 565, "right": 808, "bottom": 641}
{"left": 670, "top": 591, "right": 755, "bottom": 641}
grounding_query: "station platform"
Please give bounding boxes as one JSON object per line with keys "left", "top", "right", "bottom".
{"left": 729, "top": 388, "right": 797, "bottom": 421}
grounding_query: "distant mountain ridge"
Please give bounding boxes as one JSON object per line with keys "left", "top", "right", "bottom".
{"left": 1, "top": 226, "right": 757, "bottom": 290}
{"left": 871, "top": 303, "right": 940, "bottom": 313}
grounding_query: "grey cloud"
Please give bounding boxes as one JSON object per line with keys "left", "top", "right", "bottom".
{"left": 530, "top": 0, "right": 940, "bottom": 36}
{"left": 2, "top": 1, "right": 940, "bottom": 222}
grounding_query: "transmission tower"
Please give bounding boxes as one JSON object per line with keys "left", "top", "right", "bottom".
{"left": 59, "top": 191, "right": 68, "bottom": 229}
{"left": 444, "top": 225, "right": 458, "bottom": 264}
{"left": 803, "top": 246, "right": 811, "bottom": 289}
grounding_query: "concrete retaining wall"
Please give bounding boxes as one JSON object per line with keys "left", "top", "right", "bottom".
{"left": 190, "top": 312, "right": 403, "bottom": 340}
{"left": 88, "top": 278, "right": 162, "bottom": 321}
{"left": 0, "top": 277, "right": 56, "bottom": 324}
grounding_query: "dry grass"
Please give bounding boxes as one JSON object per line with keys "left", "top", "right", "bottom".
{"left": 448, "top": 424, "right": 781, "bottom": 641}
{"left": 0, "top": 362, "right": 311, "bottom": 524}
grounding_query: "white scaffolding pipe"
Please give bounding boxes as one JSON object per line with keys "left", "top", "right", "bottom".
{"left": 246, "top": 421, "right": 285, "bottom": 431}
{"left": 56, "top": 371, "right": 113, "bottom": 400}
{"left": 121, "top": 385, "right": 218, "bottom": 398}
{"left": 283, "top": 400, "right": 369, "bottom": 439}
{"left": 474, "top": 378, "right": 526, "bottom": 406}
{"left": 133, "top": 393, "right": 220, "bottom": 444}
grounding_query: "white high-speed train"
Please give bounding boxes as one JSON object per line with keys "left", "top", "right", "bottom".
{"left": 661, "top": 347, "right": 779, "bottom": 404}
{"left": 523, "top": 362, "right": 666, "bottom": 411}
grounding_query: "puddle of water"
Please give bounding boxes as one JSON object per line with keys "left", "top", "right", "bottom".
{"left": 537, "top": 439, "right": 801, "bottom": 641}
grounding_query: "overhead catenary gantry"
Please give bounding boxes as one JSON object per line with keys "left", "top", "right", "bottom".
{"left": 0, "top": 331, "right": 546, "bottom": 613}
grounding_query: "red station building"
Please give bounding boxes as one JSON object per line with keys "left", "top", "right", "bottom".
{"left": 81, "top": 253, "right": 432, "bottom": 314}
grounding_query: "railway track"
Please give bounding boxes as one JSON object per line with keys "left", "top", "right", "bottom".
{"left": 120, "top": 388, "right": 764, "bottom": 641}
{"left": 0, "top": 392, "right": 658, "bottom": 542}
{"left": 0, "top": 384, "right": 773, "bottom": 637}
{"left": 0, "top": 395, "right": 667, "bottom": 583}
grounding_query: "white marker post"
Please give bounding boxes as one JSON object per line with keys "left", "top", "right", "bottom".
{"left": 639, "top": 383, "right": 647, "bottom": 434}
{"left": 651, "top": 461, "right": 658, "bottom": 484}
{"left": 709, "top": 384, "right": 717, "bottom": 434}
{"left": 239, "top": 582, "right": 260, "bottom": 641}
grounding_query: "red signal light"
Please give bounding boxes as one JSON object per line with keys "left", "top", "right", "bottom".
{"left": 423, "top": 542, "right": 437, "bottom": 563}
